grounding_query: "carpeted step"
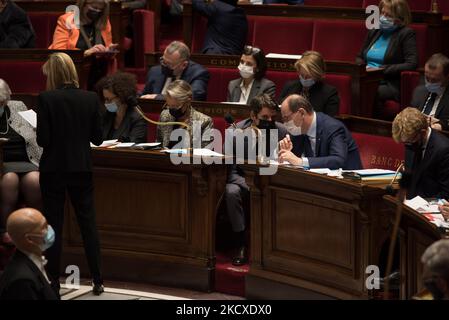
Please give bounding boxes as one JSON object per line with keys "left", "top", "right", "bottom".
{"left": 214, "top": 251, "right": 248, "bottom": 297}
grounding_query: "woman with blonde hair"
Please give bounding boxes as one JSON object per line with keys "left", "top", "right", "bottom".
{"left": 279, "top": 50, "right": 340, "bottom": 116}
{"left": 37, "top": 52, "right": 104, "bottom": 297}
{"left": 357, "top": 0, "right": 418, "bottom": 117}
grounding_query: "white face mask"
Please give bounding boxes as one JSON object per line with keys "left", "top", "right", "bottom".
{"left": 284, "top": 119, "right": 302, "bottom": 136}
{"left": 238, "top": 63, "right": 254, "bottom": 79}
{"left": 105, "top": 102, "right": 118, "bottom": 113}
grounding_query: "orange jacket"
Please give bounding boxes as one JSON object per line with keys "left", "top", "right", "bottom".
{"left": 49, "top": 12, "right": 112, "bottom": 50}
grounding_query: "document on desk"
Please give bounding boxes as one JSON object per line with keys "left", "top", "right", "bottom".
{"left": 91, "top": 139, "right": 118, "bottom": 148}
{"left": 404, "top": 196, "right": 440, "bottom": 213}
{"left": 110, "top": 142, "right": 135, "bottom": 148}
{"left": 18, "top": 109, "right": 37, "bottom": 128}
{"left": 193, "top": 149, "right": 224, "bottom": 157}
{"left": 266, "top": 53, "right": 302, "bottom": 60}
{"left": 160, "top": 149, "right": 188, "bottom": 154}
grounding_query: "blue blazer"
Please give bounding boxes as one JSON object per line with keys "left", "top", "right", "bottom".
{"left": 192, "top": 0, "right": 247, "bottom": 55}
{"left": 141, "top": 60, "right": 210, "bottom": 101}
{"left": 291, "top": 112, "right": 362, "bottom": 170}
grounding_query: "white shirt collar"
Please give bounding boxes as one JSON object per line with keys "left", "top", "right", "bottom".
{"left": 306, "top": 112, "right": 317, "bottom": 138}
{"left": 423, "top": 127, "right": 432, "bottom": 152}
{"left": 26, "top": 251, "right": 51, "bottom": 283}
{"left": 238, "top": 79, "right": 255, "bottom": 104}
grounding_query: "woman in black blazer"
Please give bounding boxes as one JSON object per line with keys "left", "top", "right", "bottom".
{"left": 356, "top": 0, "right": 418, "bottom": 112}
{"left": 97, "top": 72, "right": 147, "bottom": 143}
{"left": 279, "top": 50, "right": 340, "bottom": 116}
{"left": 36, "top": 52, "right": 104, "bottom": 296}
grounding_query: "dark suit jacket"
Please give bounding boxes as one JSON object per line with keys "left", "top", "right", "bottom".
{"left": 37, "top": 85, "right": 103, "bottom": 172}
{"left": 356, "top": 26, "right": 418, "bottom": 93}
{"left": 227, "top": 77, "right": 276, "bottom": 103}
{"left": 226, "top": 118, "right": 287, "bottom": 186}
{"left": 405, "top": 130, "right": 449, "bottom": 200}
{"left": 102, "top": 107, "right": 147, "bottom": 143}
{"left": 0, "top": 1, "right": 35, "bottom": 48}
{"left": 411, "top": 85, "right": 449, "bottom": 131}
{"left": 0, "top": 250, "right": 58, "bottom": 300}
{"left": 141, "top": 60, "right": 209, "bottom": 101}
{"left": 192, "top": 0, "right": 247, "bottom": 55}
{"left": 279, "top": 80, "right": 340, "bottom": 117}
{"left": 291, "top": 112, "right": 362, "bottom": 170}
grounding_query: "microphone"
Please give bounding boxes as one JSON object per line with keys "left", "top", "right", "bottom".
{"left": 385, "top": 163, "right": 405, "bottom": 196}
{"left": 224, "top": 113, "right": 237, "bottom": 129}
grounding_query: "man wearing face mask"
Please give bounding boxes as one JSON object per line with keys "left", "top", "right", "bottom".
{"left": 0, "top": 0, "right": 35, "bottom": 48}
{"left": 356, "top": 0, "right": 417, "bottom": 116}
{"left": 0, "top": 208, "right": 58, "bottom": 300}
{"left": 411, "top": 54, "right": 449, "bottom": 132}
{"left": 278, "top": 94, "right": 361, "bottom": 170}
{"left": 141, "top": 41, "right": 209, "bottom": 101}
{"left": 223, "top": 94, "right": 286, "bottom": 266}
{"left": 392, "top": 107, "right": 449, "bottom": 200}
{"left": 279, "top": 51, "right": 340, "bottom": 117}
{"left": 420, "top": 239, "right": 449, "bottom": 300}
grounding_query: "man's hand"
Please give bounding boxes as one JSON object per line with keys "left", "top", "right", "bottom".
{"left": 84, "top": 44, "right": 107, "bottom": 57}
{"left": 279, "top": 134, "right": 293, "bottom": 151}
{"left": 140, "top": 94, "right": 158, "bottom": 99}
{"left": 439, "top": 202, "right": 449, "bottom": 220}
{"left": 429, "top": 116, "right": 443, "bottom": 131}
{"left": 278, "top": 149, "right": 302, "bottom": 166}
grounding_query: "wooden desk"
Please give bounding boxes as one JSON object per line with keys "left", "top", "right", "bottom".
{"left": 383, "top": 196, "right": 448, "bottom": 299}
{"left": 61, "top": 148, "right": 227, "bottom": 291}
{"left": 241, "top": 165, "right": 390, "bottom": 299}
{"left": 145, "top": 52, "right": 383, "bottom": 117}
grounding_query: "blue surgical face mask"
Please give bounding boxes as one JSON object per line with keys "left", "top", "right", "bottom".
{"left": 425, "top": 80, "right": 444, "bottom": 95}
{"left": 105, "top": 102, "right": 118, "bottom": 113}
{"left": 379, "top": 15, "right": 397, "bottom": 31}
{"left": 299, "top": 75, "right": 315, "bottom": 88}
{"left": 40, "top": 225, "right": 55, "bottom": 252}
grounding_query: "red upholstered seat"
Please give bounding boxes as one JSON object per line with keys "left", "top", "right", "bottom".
{"left": 0, "top": 61, "right": 46, "bottom": 94}
{"left": 206, "top": 67, "right": 239, "bottom": 102}
{"left": 145, "top": 112, "right": 160, "bottom": 142}
{"left": 409, "top": 23, "right": 429, "bottom": 68}
{"left": 312, "top": 20, "right": 367, "bottom": 62}
{"left": 305, "top": 0, "right": 363, "bottom": 7}
{"left": 352, "top": 132, "right": 404, "bottom": 170}
{"left": 28, "top": 12, "right": 60, "bottom": 48}
{"left": 364, "top": 0, "right": 432, "bottom": 10}
{"left": 192, "top": 16, "right": 208, "bottom": 54}
{"left": 438, "top": 0, "right": 449, "bottom": 15}
{"left": 251, "top": 17, "right": 314, "bottom": 55}
{"left": 133, "top": 10, "right": 155, "bottom": 69}
{"left": 265, "top": 70, "right": 298, "bottom": 98}
{"left": 323, "top": 74, "right": 352, "bottom": 114}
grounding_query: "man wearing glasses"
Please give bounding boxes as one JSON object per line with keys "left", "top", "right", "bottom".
{"left": 140, "top": 41, "right": 209, "bottom": 101}
{"left": 278, "top": 94, "right": 361, "bottom": 170}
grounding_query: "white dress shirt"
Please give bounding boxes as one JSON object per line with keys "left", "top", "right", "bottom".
{"left": 238, "top": 79, "right": 254, "bottom": 104}
{"left": 26, "top": 252, "right": 51, "bottom": 283}
{"left": 301, "top": 112, "right": 317, "bottom": 168}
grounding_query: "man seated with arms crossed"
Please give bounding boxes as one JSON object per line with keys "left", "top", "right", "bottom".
{"left": 140, "top": 41, "right": 209, "bottom": 101}
{"left": 278, "top": 94, "right": 362, "bottom": 170}
{"left": 224, "top": 94, "right": 287, "bottom": 265}
{"left": 392, "top": 107, "right": 449, "bottom": 200}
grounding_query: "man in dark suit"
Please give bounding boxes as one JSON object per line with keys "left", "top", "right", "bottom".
{"left": 192, "top": 0, "right": 247, "bottom": 55}
{"left": 224, "top": 94, "right": 287, "bottom": 266}
{"left": 278, "top": 94, "right": 362, "bottom": 170}
{"left": 392, "top": 107, "right": 449, "bottom": 200}
{"left": 141, "top": 41, "right": 209, "bottom": 101}
{"left": 411, "top": 53, "right": 449, "bottom": 132}
{"left": 0, "top": 208, "right": 58, "bottom": 300}
{"left": 0, "top": 0, "right": 35, "bottom": 48}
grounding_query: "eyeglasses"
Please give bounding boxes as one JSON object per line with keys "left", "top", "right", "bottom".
{"left": 159, "top": 56, "right": 183, "bottom": 70}
{"left": 243, "top": 45, "right": 261, "bottom": 55}
{"left": 281, "top": 112, "right": 295, "bottom": 122}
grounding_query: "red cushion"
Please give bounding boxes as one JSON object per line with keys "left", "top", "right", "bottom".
{"left": 312, "top": 19, "right": 367, "bottom": 62}
{"left": 323, "top": 74, "right": 352, "bottom": 115}
{"left": 401, "top": 71, "right": 421, "bottom": 109}
{"left": 0, "top": 61, "right": 46, "bottom": 93}
{"left": 382, "top": 100, "right": 401, "bottom": 120}
{"left": 265, "top": 70, "right": 298, "bottom": 98}
{"left": 192, "top": 16, "right": 208, "bottom": 54}
{"left": 206, "top": 67, "right": 239, "bottom": 102}
{"left": 352, "top": 132, "right": 404, "bottom": 170}
{"left": 362, "top": 0, "right": 379, "bottom": 7}
{"left": 145, "top": 112, "right": 160, "bottom": 142}
{"left": 133, "top": 10, "right": 155, "bottom": 68}
{"left": 28, "top": 12, "right": 60, "bottom": 48}
{"left": 438, "top": 0, "right": 449, "bottom": 16}
{"left": 305, "top": 0, "right": 363, "bottom": 7}
{"left": 251, "top": 17, "right": 314, "bottom": 55}
{"left": 406, "top": 0, "right": 432, "bottom": 11}
{"left": 409, "top": 23, "right": 429, "bottom": 68}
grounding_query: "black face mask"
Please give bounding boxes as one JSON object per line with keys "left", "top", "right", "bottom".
{"left": 424, "top": 279, "right": 445, "bottom": 300}
{"left": 86, "top": 8, "right": 102, "bottom": 22}
{"left": 161, "top": 65, "right": 174, "bottom": 78}
{"left": 169, "top": 106, "right": 187, "bottom": 119}
{"left": 257, "top": 119, "right": 276, "bottom": 130}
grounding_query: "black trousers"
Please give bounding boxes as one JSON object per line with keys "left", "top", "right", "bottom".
{"left": 39, "top": 172, "right": 102, "bottom": 288}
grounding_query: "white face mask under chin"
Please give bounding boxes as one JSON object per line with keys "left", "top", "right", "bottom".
{"left": 238, "top": 64, "right": 254, "bottom": 79}
{"left": 284, "top": 119, "right": 302, "bottom": 136}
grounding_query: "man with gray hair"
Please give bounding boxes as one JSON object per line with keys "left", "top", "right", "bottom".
{"left": 421, "top": 239, "right": 449, "bottom": 300}
{"left": 141, "top": 41, "right": 209, "bottom": 101}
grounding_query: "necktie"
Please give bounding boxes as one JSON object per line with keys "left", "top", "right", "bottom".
{"left": 422, "top": 92, "right": 437, "bottom": 115}
{"left": 302, "top": 135, "right": 314, "bottom": 158}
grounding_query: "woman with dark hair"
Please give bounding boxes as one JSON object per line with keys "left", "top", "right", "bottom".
{"left": 227, "top": 45, "right": 275, "bottom": 103}
{"left": 97, "top": 72, "right": 147, "bottom": 143}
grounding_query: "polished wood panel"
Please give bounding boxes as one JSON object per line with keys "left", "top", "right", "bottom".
{"left": 62, "top": 148, "right": 227, "bottom": 291}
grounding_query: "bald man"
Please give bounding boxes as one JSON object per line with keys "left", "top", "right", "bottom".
{"left": 0, "top": 208, "right": 58, "bottom": 300}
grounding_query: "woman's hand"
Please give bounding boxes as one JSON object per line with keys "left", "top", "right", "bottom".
{"left": 84, "top": 44, "right": 107, "bottom": 57}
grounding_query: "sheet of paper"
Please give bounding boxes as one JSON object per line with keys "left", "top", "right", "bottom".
{"left": 309, "top": 168, "right": 332, "bottom": 174}
{"left": 266, "top": 53, "right": 302, "bottom": 60}
{"left": 110, "top": 142, "right": 135, "bottom": 148}
{"left": 404, "top": 196, "right": 440, "bottom": 213}
{"left": 344, "top": 169, "right": 396, "bottom": 176}
{"left": 91, "top": 139, "right": 118, "bottom": 148}
{"left": 136, "top": 142, "right": 161, "bottom": 147}
{"left": 160, "top": 149, "right": 188, "bottom": 154}
{"left": 18, "top": 110, "right": 37, "bottom": 128}
{"left": 193, "top": 149, "right": 224, "bottom": 157}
